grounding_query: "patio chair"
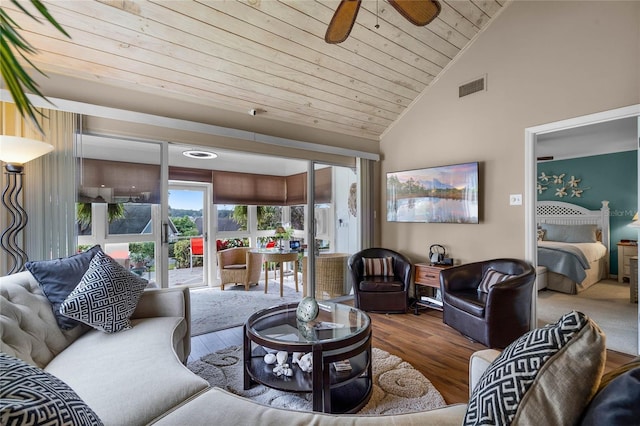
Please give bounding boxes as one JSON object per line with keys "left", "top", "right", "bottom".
{"left": 104, "top": 243, "right": 130, "bottom": 269}
{"left": 302, "top": 253, "right": 350, "bottom": 300}
{"left": 190, "top": 237, "right": 204, "bottom": 270}
{"left": 217, "top": 247, "right": 264, "bottom": 291}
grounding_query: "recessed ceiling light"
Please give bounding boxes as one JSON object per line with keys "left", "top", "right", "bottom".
{"left": 183, "top": 150, "right": 218, "bottom": 160}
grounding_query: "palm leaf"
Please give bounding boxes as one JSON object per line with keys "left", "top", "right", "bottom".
{"left": 1, "top": 0, "right": 70, "bottom": 134}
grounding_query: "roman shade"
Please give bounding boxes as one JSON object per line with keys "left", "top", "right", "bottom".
{"left": 212, "top": 171, "right": 286, "bottom": 205}
{"left": 78, "top": 158, "right": 161, "bottom": 204}
{"left": 211, "top": 168, "right": 332, "bottom": 205}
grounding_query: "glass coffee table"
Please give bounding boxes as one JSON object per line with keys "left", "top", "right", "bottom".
{"left": 243, "top": 302, "right": 372, "bottom": 414}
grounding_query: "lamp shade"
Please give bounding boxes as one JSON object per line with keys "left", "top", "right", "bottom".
{"left": 0, "top": 136, "right": 54, "bottom": 165}
{"left": 634, "top": 212, "right": 639, "bottom": 221}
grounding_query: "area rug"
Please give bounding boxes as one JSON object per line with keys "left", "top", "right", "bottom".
{"left": 187, "top": 345, "right": 446, "bottom": 415}
{"left": 537, "top": 280, "right": 638, "bottom": 355}
{"left": 190, "top": 281, "right": 302, "bottom": 336}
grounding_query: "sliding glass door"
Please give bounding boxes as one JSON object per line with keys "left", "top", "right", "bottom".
{"left": 167, "top": 182, "right": 212, "bottom": 287}
{"left": 76, "top": 135, "right": 169, "bottom": 287}
{"left": 308, "top": 162, "right": 360, "bottom": 301}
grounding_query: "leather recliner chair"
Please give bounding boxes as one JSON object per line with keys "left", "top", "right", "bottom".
{"left": 348, "top": 248, "right": 412, "bottom": 313}
{"left": 440, "top": 258, "right": 536, "bottom": 349}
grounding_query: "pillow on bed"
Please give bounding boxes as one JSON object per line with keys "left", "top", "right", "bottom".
{"left": 541, "top": 223, "right": 597, "bottom": 243}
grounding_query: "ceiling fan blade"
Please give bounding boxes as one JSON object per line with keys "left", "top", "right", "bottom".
{"left": 325, "top": 0, "right": 362, "bottom": 44}
{"left": 388, "top": 0, "right": 441, "bottom": 26}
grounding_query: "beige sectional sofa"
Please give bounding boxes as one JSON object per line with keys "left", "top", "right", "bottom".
{"left": 0, "top": 270, "right": 472, "bottom": 425}
{"left": 2, "top": 270, "right": 638, "bottom": 425}
{"left": 0, "top": 271, "right": 209, "bottom": 425}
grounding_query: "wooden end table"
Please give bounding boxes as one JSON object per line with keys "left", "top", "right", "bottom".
{"left": 413, "top": 262, "right": 453, "bottom": 315}
{"left": 243, "top": 302, "right": 372, "bottom": 414}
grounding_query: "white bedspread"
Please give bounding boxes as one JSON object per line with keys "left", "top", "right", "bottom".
{"left": 538, "top": 241, "right": 607, "bottom": 263}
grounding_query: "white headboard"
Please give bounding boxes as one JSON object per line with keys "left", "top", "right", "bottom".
{"left": 536, "top": 200, "right": 610, "bottom": 254}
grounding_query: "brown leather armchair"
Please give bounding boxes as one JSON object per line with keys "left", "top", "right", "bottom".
{"left": 440, "top": 258, "right": 536, "bottom": 349}
{"left": 348, "top": 248, "right": 412, "bottom": 313}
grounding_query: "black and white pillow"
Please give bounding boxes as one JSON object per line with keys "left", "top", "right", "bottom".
{"left": 464, "top": 311, "right": 606, "bottom": 426}
{"left": 0, "top": 353, "right": 103, "bottom": 426}
{"left": 59, "top": 251, "right": 148, "bottom": 333}
{"left": 477, "top": 268, "right": 512, "bottom": 293}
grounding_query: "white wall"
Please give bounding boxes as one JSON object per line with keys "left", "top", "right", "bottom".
{"left": 380, "top": 0, "right": 640, "bottom": 265}
{"left": 333, "top": 166, "right": 358, "bottom": 254}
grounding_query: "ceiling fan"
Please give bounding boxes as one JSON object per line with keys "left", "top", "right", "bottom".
{"left": 325, "top": 0, "right": 441, "bottom": 44}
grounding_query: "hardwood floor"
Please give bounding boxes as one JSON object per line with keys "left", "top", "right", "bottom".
{"left": 189, "top": 307, "right": 635, "bottom": 405}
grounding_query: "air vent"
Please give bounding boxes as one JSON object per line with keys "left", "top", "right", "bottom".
{"left": 459, "top": 76, "right": 486, "bottom": 98}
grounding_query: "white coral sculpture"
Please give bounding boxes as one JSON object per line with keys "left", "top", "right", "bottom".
{"left": 298, "top": 353, "right": 313, "bottom": 373}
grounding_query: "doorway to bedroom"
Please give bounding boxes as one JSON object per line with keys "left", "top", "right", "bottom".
{"left": 525, "top": 105, "right": 640, "bottom": 355}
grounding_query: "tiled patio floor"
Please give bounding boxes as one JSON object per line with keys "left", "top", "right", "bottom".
{"left": 144, "top": 266, "right": 301, "bottom": 289}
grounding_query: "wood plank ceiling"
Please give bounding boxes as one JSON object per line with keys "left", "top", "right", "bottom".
{"left": 7, "top": 0, "right": 506, "bottom": 142}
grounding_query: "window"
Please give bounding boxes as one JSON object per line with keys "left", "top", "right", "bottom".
{"left": 257, "top": 206, "right": 282, "bottom": 230}
{"left": 217, "top": 204, "right": 247, "bottom": 231}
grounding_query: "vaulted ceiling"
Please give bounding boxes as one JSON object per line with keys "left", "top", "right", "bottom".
{"left": 8, "top": 0, "right": 507, "bottom": 145}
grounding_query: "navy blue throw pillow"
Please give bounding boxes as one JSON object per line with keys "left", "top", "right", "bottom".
{"left": 581, "top": 367, "right": 640, "bottom": 426}
{"left": 25, "top": 245, "right": 102, "bottom": 330}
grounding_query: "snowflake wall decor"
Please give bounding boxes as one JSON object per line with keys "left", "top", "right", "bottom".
{"left": 537, "top": 172, "right": 589, "bottom": 198}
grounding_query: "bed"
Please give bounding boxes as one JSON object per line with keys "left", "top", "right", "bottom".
{"left": 536, "top": 200, "right": 610, "bottom": 294}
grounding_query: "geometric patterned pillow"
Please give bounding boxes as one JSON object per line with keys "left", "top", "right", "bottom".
{"left": 363, "top": 257, "right": 395, "bottom": 276}
{"left": 477, "top": 268, "right": 513, "bottom": 293}
{"left": 0, "top": 353, "right": 103, "bottom": 426}
{"left": 59, "top": 251, "right": 148, "bottom": 333}
{"left": 464, "top": 311, "right": 606, "bottom": 426}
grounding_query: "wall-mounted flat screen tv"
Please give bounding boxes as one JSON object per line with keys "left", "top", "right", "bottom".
{"left": 387, "top": 162, "right": 479, "bottom": 223}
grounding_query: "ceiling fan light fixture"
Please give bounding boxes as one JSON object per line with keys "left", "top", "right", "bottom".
{"left": 183, "top": 150, "right": 218, "bottom": 160}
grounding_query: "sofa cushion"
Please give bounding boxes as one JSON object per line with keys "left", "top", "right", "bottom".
{"left": 25, "top": 245, "right": 102, "bottom": 330}
{"left": 464, "top": 310, "right": 605, "bottom": 426}
{"left": 0, "top": 272, "right": 88, "bottom": 369}
{"left": 45, "top": 316, "right": 208, "bottom": 426}
{"left": 60, "top": 251, "right": 148, "bottom": 333}
{"left": 152, "top": 387, "right": 469, "bottom": 426}
{"left": 0, "top": 353, "right": 103, "bottom": 426}
{"left": 445, "top": 289, "right": 486, "bottom": 318}
{"left": 477, "top": 269, "right": 513, "bottom": 293}
{"left": 359, "top": 276, "right": 404, "bottom": 292}
{"left": 363, "top": 257, "right": 394, "bottom": 276}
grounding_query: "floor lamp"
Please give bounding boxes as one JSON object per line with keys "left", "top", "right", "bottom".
{"left": 0, "top": 136, "right": 54, "bottom": 274}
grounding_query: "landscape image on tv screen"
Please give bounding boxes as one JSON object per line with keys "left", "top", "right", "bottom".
{"left": 386, "top": 162, "right": 479, "bottom": 223}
